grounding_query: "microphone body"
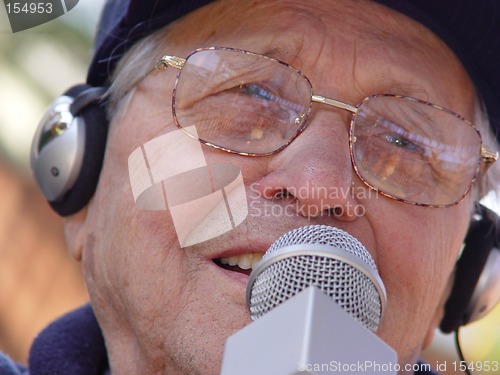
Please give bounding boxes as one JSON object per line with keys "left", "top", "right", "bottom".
{"left": 220, "top": 225, "right": 398, "bottom": 375}
{"left": 221, "top": 286, "right": 397, "bottom": 374}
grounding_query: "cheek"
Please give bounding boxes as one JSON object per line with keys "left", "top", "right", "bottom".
{"left": 376, "top": 213, "right": 447, "bottom": 321}
{"left": 83, "top": 117, "right": 188, "bottom": 320}
{"left": 369, "top": 198, "right": 469, "bottom": 288}
{"left": 84, "top": 196, "right": 192, "bottom": 361}
{"left": 367, "top": 198, "right": 470, "bottom": 359}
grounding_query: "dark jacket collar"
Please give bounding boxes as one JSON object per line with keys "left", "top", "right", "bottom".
{"left": 29, "top": 304, "right": 108, "bottom": 375}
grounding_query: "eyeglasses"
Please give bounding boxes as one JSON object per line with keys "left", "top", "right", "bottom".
{"left": 147, "top": 46, "right": 497, "bottom": 207}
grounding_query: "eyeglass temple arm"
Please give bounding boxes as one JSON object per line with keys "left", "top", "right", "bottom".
{"left": 120, "top": 56, "right": 187, "bottom": 97}
{"left": 154, "top": 56, "right": 186, "bottom": 72}
{"left": 481, "top": 145, "right": 498, "bottom": 172}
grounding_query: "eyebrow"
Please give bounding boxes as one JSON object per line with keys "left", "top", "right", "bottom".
{"left": 262, "top": 47, "right": 432, "bottom": 98}
{"left": 262, "top": 48, "right": 286, "bottom": 60}
{"left": 368, "top": 81, "right": 431, "bottom": 102}
{"left": 260, "top": 42, "right": 304, "bottom": 63}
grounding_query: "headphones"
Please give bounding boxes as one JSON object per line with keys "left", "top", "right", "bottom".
{"left": 30, "top": 84, "right": 108, "bottom": 216}
{"left": 31, "top": 85, "right": 500, "bottom": 332}
{"left": 440, "top": 203, "right": 500, "bottom": 333}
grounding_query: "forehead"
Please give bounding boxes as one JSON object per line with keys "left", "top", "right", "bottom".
{"left": 171, "top": 0, "right": 446, "bottom": 58}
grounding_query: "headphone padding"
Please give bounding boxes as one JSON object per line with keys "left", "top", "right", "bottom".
{"left": 440, "top": 209, "right": 495, "bottom": 333}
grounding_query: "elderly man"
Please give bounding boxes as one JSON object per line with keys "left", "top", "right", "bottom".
{"left": 6, "top": 0, "right": 500, "bottom": 374}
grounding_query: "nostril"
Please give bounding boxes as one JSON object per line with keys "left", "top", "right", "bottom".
{"left": 273, "top": 189, "right": 291, "bottom": 199}
{"left": 331, "top": 205, "right": 344, "bottom": 216}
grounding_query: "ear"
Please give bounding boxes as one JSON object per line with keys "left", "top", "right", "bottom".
{"left": 63, "top": 206, "right": 89, "bottom": 261}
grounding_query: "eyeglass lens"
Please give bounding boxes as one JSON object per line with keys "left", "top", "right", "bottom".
{"left": 352, "top": 96, "right": 480, "bottom": 206}
{"left": 174, "top": 48, "right": 312, "bottom": 154}
{"left": 172, "top": 48, "right": 482, "bottom": 206}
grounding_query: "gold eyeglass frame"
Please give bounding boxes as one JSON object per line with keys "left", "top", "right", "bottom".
{"left": 137, "top": 46, "right": 498, "bottom": 208}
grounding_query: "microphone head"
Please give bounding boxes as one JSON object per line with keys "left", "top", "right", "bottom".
{"left": 247, "top": 225, "right": 387, "bottom": 332}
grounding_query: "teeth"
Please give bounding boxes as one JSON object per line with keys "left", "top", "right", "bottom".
{"left": 219, "top": 253, "right": 264, "bottom": 270}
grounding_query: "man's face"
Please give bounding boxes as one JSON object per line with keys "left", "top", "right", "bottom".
{"left": 70, "top": 0, "right": 479, "bottom": 373}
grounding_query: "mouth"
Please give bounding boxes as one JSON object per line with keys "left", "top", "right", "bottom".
{"left": 213, "top": 253, "right": 264, "bottom": 276}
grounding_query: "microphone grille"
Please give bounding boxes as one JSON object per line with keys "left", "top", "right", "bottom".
{"left": 247, "top": 225, "right": 386, "bottom": 332}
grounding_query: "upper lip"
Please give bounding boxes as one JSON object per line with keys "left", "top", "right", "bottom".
{"left": 185, "top": 223, "right": 279, "bottom": 261}
{"left": 207, "top": 243, "right": 270, "bottom": 261}
{"left": 185, "top": 215, "right": 371, "bottom": 264}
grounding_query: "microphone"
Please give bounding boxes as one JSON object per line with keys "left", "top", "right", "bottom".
{"left": 221, "top": 225, "right": 398, "bottom": 375}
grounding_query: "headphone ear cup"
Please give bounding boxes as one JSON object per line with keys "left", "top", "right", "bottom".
{"left": 440, "top": 205, "right": 499, "bottom": 333}
{"left": 31, "top": 84, "right": 108, "bottom": 216}
{"left": 50, "top": 87, "right": 108, "bottom": 216}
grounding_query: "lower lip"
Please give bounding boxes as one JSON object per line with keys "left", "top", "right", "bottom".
{"left": 206, "top": 259, "right": 250, "bottom": 287}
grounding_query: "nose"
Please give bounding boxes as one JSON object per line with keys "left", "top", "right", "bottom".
{"left": 253, "top": 112, "right": 360, "bottom": 221}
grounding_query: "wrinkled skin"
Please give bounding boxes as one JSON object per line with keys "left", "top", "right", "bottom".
{"left": 65, "top": 0, "right": 479, "bottom": 374}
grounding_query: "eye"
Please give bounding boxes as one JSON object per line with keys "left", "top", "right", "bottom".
{"left": 238, "top": 83, "right": 276, "bottom": 101}
{"left": 384, "top": 134, "right": 420, "bottom": 152}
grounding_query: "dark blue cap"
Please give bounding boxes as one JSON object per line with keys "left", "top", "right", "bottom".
{"left": 87, "top": 0, "right": 213, "bottom": 86}
{"left": 87, "top": 0, "right": 500, "bottom": 137}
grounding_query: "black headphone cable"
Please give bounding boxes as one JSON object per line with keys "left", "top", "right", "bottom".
{"left": 455, "top": 327, "right": 472, "bottom": 375}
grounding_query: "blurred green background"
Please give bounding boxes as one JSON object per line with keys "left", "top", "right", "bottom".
{"left": 0, "top": 0, "right": 99, "bottom": 364}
